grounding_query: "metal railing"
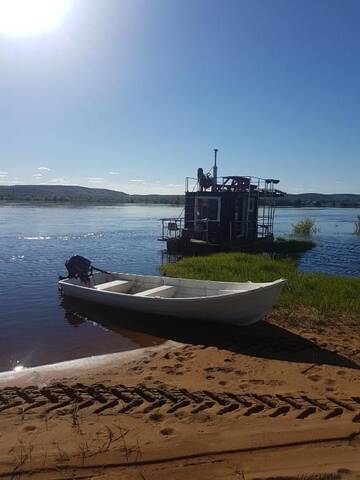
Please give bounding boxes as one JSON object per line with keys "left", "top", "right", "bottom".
{"left": 160, "top": 216, "right": 274, "bottom": 242}
{"left": 159, "top": 217, "right": 184, "bottom": 240}
{"left": 185, "top": 175, "right": 281, "bottom": 194}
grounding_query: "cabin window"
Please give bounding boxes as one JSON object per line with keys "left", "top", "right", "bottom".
{"left": 195, "top": 197, "right": 221, "bottom": 222}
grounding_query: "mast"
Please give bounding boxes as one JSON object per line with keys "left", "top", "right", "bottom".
{"left": 213, "top": 148, "right": 218, "bottom": 187}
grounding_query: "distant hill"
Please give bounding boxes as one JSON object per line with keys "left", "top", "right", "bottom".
{"left": 277, "top": 193, "right": 360, "bottom": 207}
{"left": 0, "top": 185, "right": 183, "bottom": 205}
{"left": 0, "top": 185, "right": 359, "bottom": 207}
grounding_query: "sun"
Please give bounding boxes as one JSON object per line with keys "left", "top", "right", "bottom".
{"left": 0, "top": 0, "right": 73, "bottom": 37}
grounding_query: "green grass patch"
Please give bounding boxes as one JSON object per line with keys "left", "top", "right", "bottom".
{"left": 160, "top": 252, "right": 360, "bottom": 324}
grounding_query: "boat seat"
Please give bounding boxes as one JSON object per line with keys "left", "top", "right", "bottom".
{"left": 134, "top": 285, "right": 176, "bottom": 298}
{"left": 95, "top": 280, "right": 130, "bottom": 293}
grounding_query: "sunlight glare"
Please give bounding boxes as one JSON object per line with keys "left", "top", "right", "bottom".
{"left": 13, "top": 365, "right": 24, "bottom": 372}
{"left": 0, "top": 0, "right": 73, "bottom": 37}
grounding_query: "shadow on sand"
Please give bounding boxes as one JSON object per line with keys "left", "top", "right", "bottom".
{"left": 61, "top": 297, "right": 359, "bottom": 370}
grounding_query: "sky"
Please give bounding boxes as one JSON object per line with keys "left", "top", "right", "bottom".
{"left": 0, "top": 0, "right": 359, "bottom": 195}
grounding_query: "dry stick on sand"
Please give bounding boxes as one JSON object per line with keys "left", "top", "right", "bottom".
{"left": 9, "top": 442, "right": 31, "bottom": 477}
{"left": 71, "top": 402, "right": 81, "bottom": 434}
{"left": 78, "top": 438, "right": 90, "bottom": 465}
{"left": 54, "top": 442, "right": 69, "bottom": 464}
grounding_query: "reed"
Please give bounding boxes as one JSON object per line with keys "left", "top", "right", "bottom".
{"left": 354, "top": 215, "right": 360, "bottom": 235}
{"left": 161, "top": 252, "right": 360, "bottom": 323}
{"left": 292, "top": 218, "right": 316, "bottom": 236}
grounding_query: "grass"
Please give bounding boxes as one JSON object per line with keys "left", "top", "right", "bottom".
{"left": 160, "top": 252, "right": 360, "bottom": 326}
{"left": 354, "top": 215, "right": 360, "bottom": 235}
{"left": 292, "top": 218, "right": 316, "bottom": 236}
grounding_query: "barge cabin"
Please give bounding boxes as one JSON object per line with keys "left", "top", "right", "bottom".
{"left": 161, "top": 150, "right": 285, "bottom": 254}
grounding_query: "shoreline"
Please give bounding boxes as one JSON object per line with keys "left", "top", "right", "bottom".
{"left": 0, "top": 340, "right": 180, "bottom": 387}
{"left": 0, "top": 317, "right": 359, "bottom": 478}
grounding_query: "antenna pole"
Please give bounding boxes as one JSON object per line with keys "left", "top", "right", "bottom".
{"left": 213, "top": 148, "right": 218, "bottom": 185}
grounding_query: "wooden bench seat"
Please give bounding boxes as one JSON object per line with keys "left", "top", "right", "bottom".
{"left": 95, "top": 280, "right": 130, "bottom": 293}
{"left": 134, "top": 285, "right": 176, "bottom": 298}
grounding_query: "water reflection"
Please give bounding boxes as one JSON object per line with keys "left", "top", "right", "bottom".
{"left": 61, "top": 297, "right": 165, "bottom": 349}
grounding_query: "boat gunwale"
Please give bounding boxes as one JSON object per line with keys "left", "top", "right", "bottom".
{"left": 58, "top": 275, "right": 287, "bottom": 302}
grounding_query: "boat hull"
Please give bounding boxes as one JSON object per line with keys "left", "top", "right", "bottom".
{"left": 59, "top": 274, "right": 285, "bottom": 326}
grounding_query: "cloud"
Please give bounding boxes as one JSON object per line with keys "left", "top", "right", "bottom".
{"left": 46, "top": 178, "right": 67, "bottom": 184}
{"left": 109, "top": 172, "right": 120, "bottom": 175}
{"left": 166, "top": 184, "right": 183, "bottom": 188}
{"left": 38, "top": 166, "right": 50, "bottom": 171}
{"left": 33, "top": 173, "right": 43, "bottom": 178}
{"left": 130, "top": 179, "right": 145, "bottom": 183}
{"left": 87, "top": 177, "right": 105, "bottom": 183}
{"left": 0, "top": 171, "right": 8, "bottom": 176}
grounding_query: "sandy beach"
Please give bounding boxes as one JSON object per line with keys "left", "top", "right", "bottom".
{"left": 0, "top": 311, "right": 359, "bottom": 479}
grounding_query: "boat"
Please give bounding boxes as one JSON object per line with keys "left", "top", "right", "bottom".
{"left": 59, "top": 271, "right": 286, "bottom": 326}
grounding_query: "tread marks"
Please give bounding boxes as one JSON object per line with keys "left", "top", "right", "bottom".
{"left": 0, "top": 385, "right": 359, "bottom": 421}
{"left": 326, "top": 397, "right": 355, "bottom": 411}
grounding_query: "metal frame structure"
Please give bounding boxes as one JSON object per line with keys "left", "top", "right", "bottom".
{"left": 161, "top": 175, "right": 282, "bottom": 242}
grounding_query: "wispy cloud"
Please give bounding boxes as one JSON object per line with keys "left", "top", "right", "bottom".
{"left": 130, "top": 179, "right": 145, "bottom": 183}
{"left": 33, "top": 173, "right": 43, "bottom": 178}
{"left": 0, "top": 171, "right": 8, "bottom": 176}
{"left": 38, "top": 166, "right": 50, "bottom": 171}
{"left": 109, "top": 172, "right": 120, "bottom": 175}
{"left": 46, "top": 178, "right": 67, "bottom": 184}
{"left": 87, "top": 177, "right": 105, "bottom": 183}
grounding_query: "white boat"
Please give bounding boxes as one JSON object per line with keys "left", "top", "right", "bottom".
{"left": 59, "top": 272, "right": 286, "bottom": 326}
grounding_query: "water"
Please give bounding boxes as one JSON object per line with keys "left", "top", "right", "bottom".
{"left": 0, "top": 204, "right": 359, "bottom": 372}
{"left": 274, "top": 208, "right": 360, "bottom": 277}
{"left": 0, "top": 204, "right": 179, "bottom": 372}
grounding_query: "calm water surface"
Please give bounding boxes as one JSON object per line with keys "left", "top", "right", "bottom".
{"left": 0, "top": 204, "right": 359, "bottom": 372}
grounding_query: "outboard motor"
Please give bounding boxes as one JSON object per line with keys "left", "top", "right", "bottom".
{"left": 65, "top": 255, "right": 93, "bottom": 281}
{"left": 59, "top": 256, "right": 110, "bottom": 286}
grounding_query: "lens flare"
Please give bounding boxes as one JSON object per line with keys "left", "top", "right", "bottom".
{"left": 0, "top": 0, "right": 73, "bottom": 37}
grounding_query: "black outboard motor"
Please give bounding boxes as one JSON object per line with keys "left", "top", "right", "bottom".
{"left": 65, "top": 255, "right": 93, "bottom": 281}
{"left": 62, "top": 255, "right": 110, "bottom": 283}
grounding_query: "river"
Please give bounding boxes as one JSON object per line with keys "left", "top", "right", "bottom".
{"left": 0, "top": 204, "right": 359, "bottom": 372}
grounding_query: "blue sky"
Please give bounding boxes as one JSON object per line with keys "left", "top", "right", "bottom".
{"left": 0, "top": 0, "right": 359, "bottom": 194}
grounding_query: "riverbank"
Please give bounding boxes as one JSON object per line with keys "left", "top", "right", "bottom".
{"left": 1, "top": 237, "right": 359, "bottom": 478}
{"left": 161, "top": 252, "right": 360, "bottom": 327}
{"left": 0, "top": 311, "right": 359, "bottom": 479}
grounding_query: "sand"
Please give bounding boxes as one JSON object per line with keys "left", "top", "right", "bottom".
{"left": 0, "top": 313, "right": 359, "bottom": 479}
